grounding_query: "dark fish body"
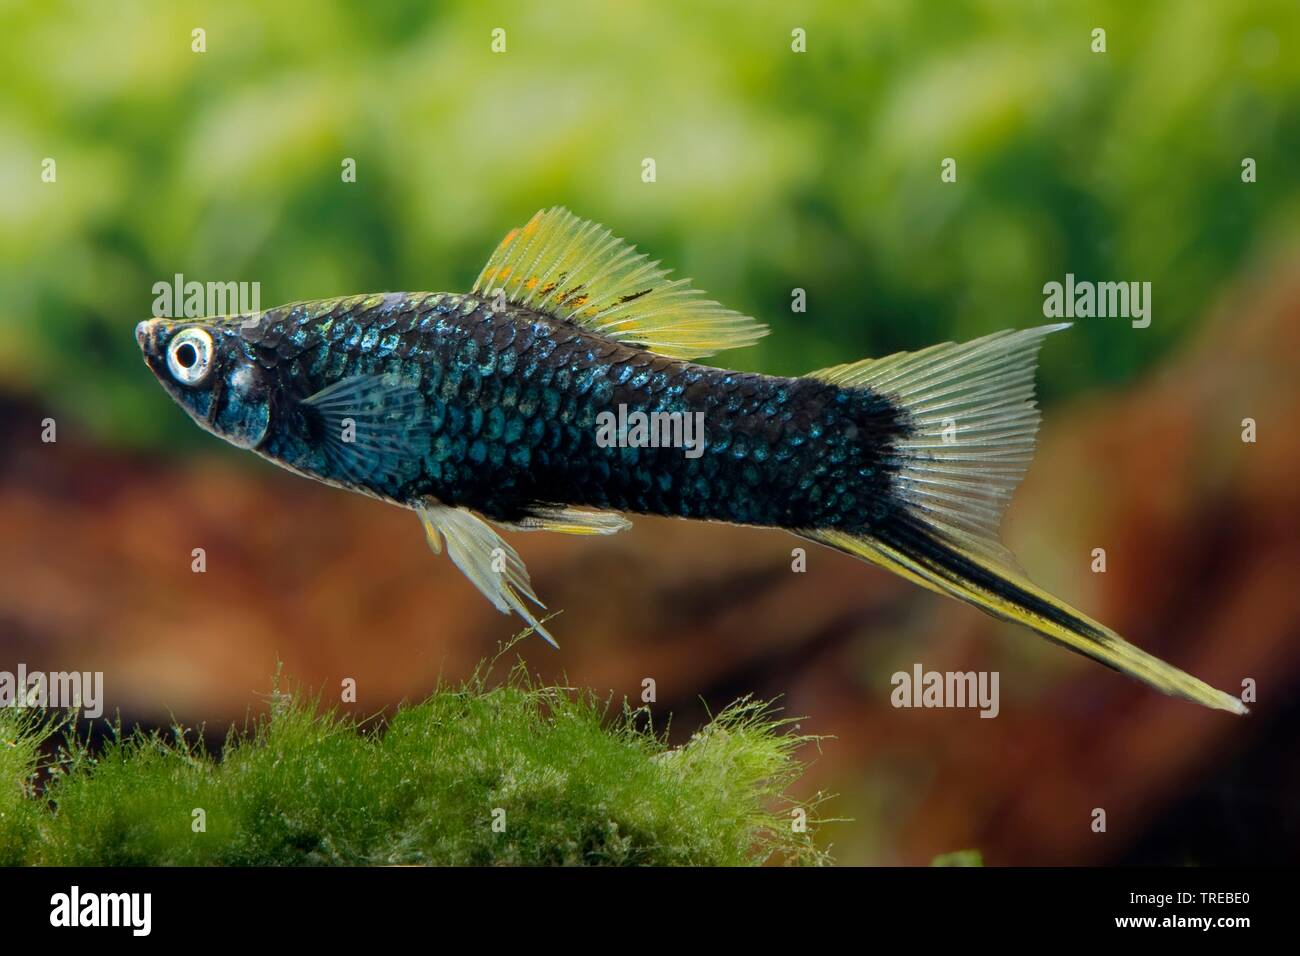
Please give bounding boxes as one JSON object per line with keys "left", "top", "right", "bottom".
{"left": 238, "top": 291, "right": 907, "bottom": 530}
{"left": 136, "top": 207, "right": 1245, "bottom": 714}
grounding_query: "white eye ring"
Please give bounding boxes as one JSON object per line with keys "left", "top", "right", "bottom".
{"left": 166, "top": 327, "right": 214, "bottom": 385}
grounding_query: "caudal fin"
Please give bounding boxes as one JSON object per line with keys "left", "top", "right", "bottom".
{"left": 803, "top": 325, "right": 1246, "bottom": 715}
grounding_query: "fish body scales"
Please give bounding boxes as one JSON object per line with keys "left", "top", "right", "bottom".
{"left": 242, "top": 291, "right": 905, "bottom": 530}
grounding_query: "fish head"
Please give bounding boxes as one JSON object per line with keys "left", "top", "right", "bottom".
{"left": 136, "top": 316, "right": 273, "bottom": 449}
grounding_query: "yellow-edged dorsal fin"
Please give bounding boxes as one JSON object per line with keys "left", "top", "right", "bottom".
{"left": 473, "top": 207, "right": 768, "bottom": 359}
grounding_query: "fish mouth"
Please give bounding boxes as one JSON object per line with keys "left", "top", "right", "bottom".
{"left": 135, "top": 318, "right": 162, "bottom": 355}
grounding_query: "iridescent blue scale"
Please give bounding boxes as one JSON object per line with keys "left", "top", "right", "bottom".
{"left": 236, "top": 291, "right": 906, "bottom": 531}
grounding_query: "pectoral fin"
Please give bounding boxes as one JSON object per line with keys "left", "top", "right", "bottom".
{"left": 414, "top": 499, "right": 557, "bottom": 647}
{"left": 301, "top": 373, "right": 429, "bottom": 487}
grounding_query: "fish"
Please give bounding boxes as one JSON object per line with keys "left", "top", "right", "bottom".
{"left": 136, "top": 207, "right": 1245, "bottom": 715}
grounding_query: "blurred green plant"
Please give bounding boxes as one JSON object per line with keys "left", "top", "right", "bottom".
{"left": 0, "top": 656, "right": 829, "bottom": 866}
{"left": 1, "top": 0, "right": 1297, "bottom": 450}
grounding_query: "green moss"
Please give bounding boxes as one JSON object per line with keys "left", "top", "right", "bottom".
{"left": 0, "top": 657, "right": 829, "bottom": 866}
{"left": 931, "top": 850, "right": 983, "bottom": 867}
{"left": 0, "top": 710, "right": 48, "bottom": 865}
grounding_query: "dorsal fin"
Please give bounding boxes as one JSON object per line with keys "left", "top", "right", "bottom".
{"left": 473, "top": 207, "right": 768, "bottom": 359}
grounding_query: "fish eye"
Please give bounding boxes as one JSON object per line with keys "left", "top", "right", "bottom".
{"left": 166, "top": 328, "right": 214, "bottom": 386}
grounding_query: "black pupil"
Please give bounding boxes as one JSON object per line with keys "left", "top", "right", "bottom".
{"left": 176, "top": 343, "right": 198, "bottom": 368}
